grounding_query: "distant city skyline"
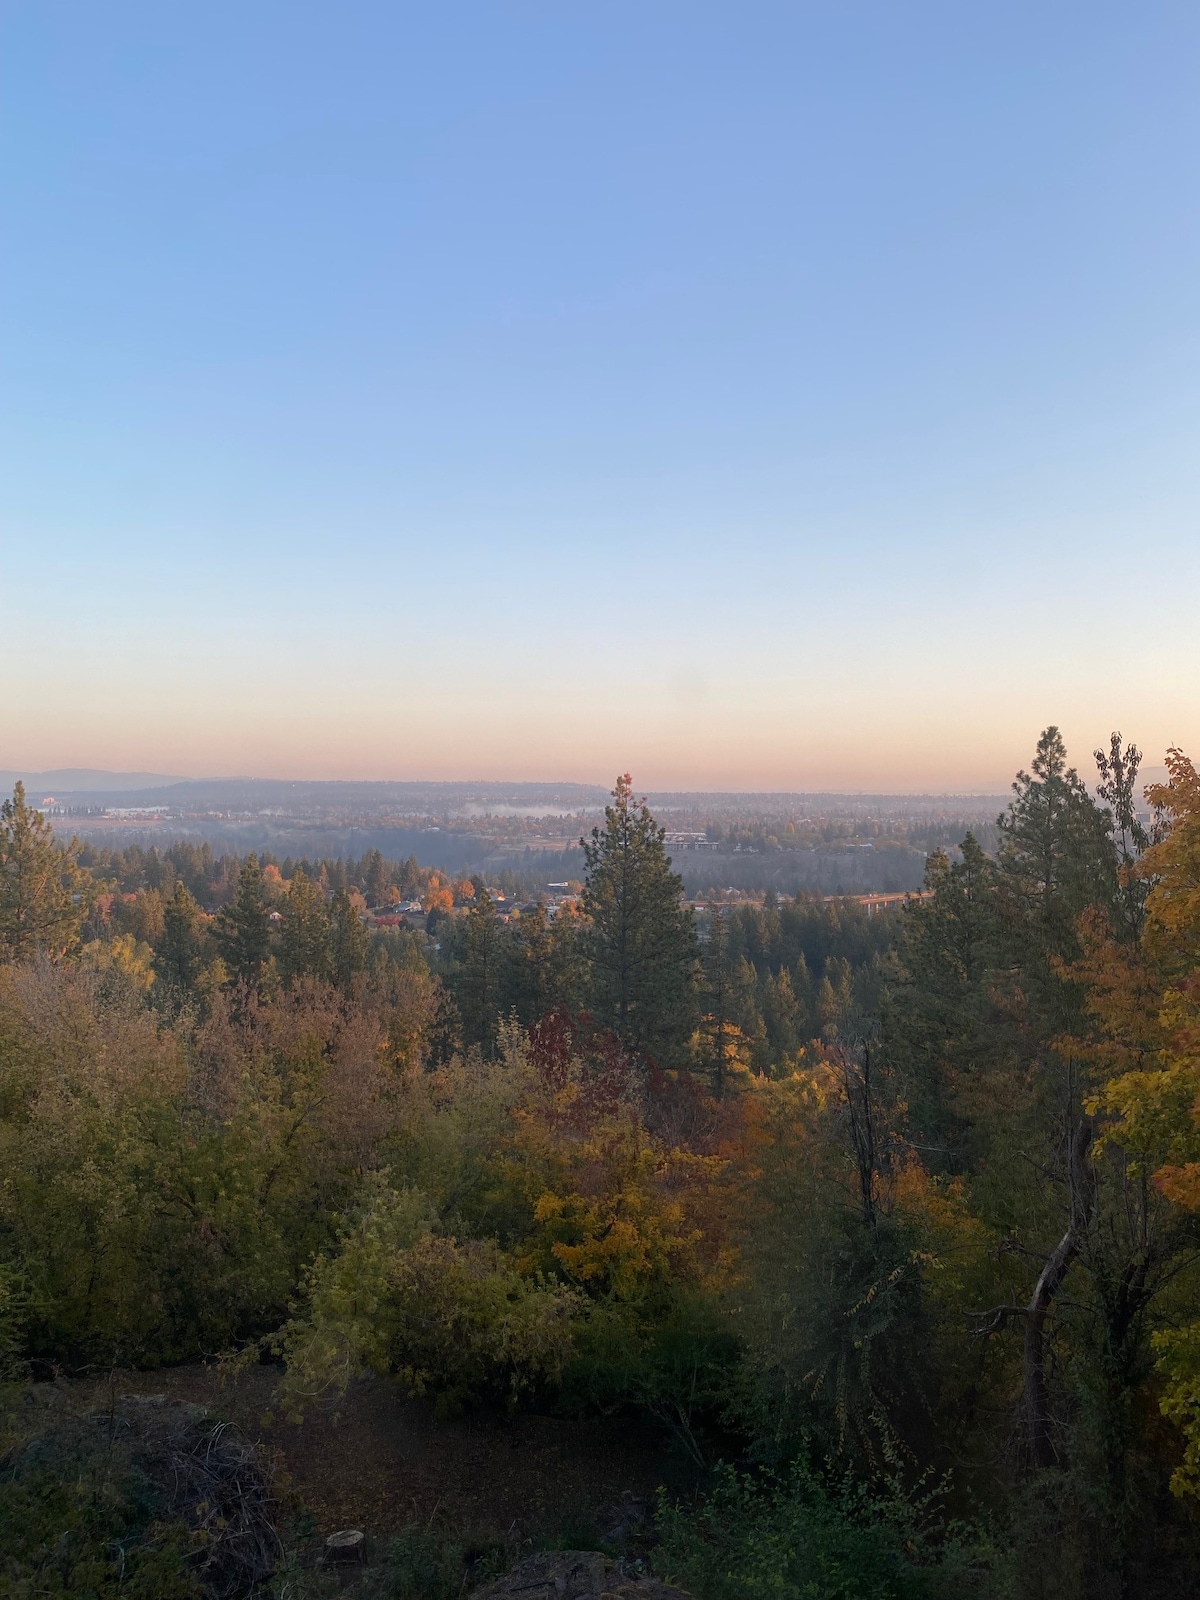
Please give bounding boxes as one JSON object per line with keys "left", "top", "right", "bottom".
{"left": 3, "top": 4, "right": 1197, "bottom": 788}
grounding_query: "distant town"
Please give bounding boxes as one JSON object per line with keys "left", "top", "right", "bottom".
{"left": 9, "top": 772, "right": 1008, "bottom": 898}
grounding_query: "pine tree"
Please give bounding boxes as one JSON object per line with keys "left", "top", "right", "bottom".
{"left": 0, "top": 783, "right": 87, "bottom": 960}
{"left": 360, "top": 849, "right": 389, "bottom": 908}
{"left": 998, "top": 725, "right": 1118, "bottom": 957}
{"left": 459, "top": 889, "right": 505, "bottom": 1053}
{"left": 513, "top": 901, "right": 587, "bottom": 1024}
{"left": 279, "top": 868, "right": 331, "bottom": 985}
{"left": 154, "top": 881, "right": 202, "bottom": 994}
{"left": 330, "top": 888, "right": 369, "bottom": 988}
{"left": 701, "top": 904, "right": 737, "bottom": 1095}
{"left": 1094, "top": 730, "right": 1152, "bottom": 941}
{"left": 216, "top": 853, "right": 271, "bottom": 988}
{"left": 581, "top": 774, "right": 697, "bottom": 1064}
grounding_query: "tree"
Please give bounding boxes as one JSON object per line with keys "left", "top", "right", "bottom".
{"left": 1093, "top": 748, "right": 1200, "bottom": 1498}
{"left": 359, "top": 849, "right": 389, "bottom": 908}
{"left": 330, "top": 887, "right": 369, "bottom": 988}
{"left": 998, "top": 725, "right": 1118, "bottom": 962}
{"left": 581, "top": 775, "right": 697, "bottom": 1064}
{"left": 397, "top": 855, "right": 422, "bottom": 899}
{"left": 511, "top": 901, "right": 587, "bottom": 1025}
{"left": 153, "top": 881, "right": 202, "bottom": 995}
{"left": 701, "top": 905, "right": 737, "bottom": 1096}
{"left": 884, "top": 833, "right": 1001, "bottom": 1164}
{"left": 216, "top": 854, "right": 271, "bottom": 988}
{"left": 0, "top": 783, "right": 86, "bottom": 960}
{"left": 458, "top": 890, "right": 505, "bottom": 1054}
{"left": 279, "top": 868, "right": 331, "bottom": 985}
{"left": 1095, "top": 732, "right": 1152, "bottom": 941}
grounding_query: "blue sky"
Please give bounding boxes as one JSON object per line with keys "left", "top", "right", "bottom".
{"left": 2, "top": 3, "right": 1197, "bottom": 789}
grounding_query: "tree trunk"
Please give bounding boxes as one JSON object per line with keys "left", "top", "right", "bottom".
{"left": 1024, "top": 1117, "right": 1093, "bottom": 1468}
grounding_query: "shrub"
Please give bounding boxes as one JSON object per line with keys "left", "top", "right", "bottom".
{"left": 653, "top": 1459, "right": 1011, "bottom": 1600}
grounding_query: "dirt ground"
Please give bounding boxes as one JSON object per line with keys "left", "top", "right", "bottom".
{"left": 83, "top": 1364, "right": 692, "bottom": 1544}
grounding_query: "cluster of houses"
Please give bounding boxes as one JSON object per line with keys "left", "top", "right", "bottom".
{"left": 368, "top": 883, "right": 581, "bottom": 933}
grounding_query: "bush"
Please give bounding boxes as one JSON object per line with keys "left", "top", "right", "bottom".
{"left": 653, "top": 1459, "right": 1011, "bottom": 1600}
{"left": 278, "top": 1175, "right": 581, "bottom": 1417}
{"left": 0, "top": 1394, "right": 279, "bottom": 1599}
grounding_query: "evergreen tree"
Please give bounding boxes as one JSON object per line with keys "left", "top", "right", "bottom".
{"left": 359, "top": 849, "right": 389, "bottom": 907}
{"left": 1094, "top": 730, "right": 1152, "bottom": 941}
{"left": 998, "top": 725, "right": 1118, "bottom": 960}
{"left": 0, "top": 783, "right": 86, "bottom": 960}
{"left": 581, "top": 774, "right": 697, "bottom": 1063}
{"left": 512, "top": 902, "right": 587, "bottom": 1024}
{"left": 216, "top": 854, "right": 271, "bottom": 988}
{"left": 458, "top": 889, "right": 505, "bottom": 1053}
{"left": 330, "top": 888, "right": 369, "bottom": 987}
{"left": 761, "top": 966, "right": 801, "bottom": 1066}
{"left": 883, "top": 833, "right": 1001, "bottom": 1165}
{"left": 154, "top": 881, "right": 202, "bottom": 995}
{"left": 701, "top": 905, "right": 737, "bottom": 1096}
{"left": 279, "top": 868, "right": 331, "bottom": 985}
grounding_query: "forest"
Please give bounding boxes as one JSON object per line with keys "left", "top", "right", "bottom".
{"left": 3, "top": 729, "right": 1200, "bottom": 1599}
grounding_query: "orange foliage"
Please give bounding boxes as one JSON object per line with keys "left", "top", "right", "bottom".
{"left": 507, "top": 1014, "right": 735, "bottom": 1299}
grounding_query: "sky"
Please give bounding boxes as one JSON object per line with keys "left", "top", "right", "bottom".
{"left": 1, "top": 3, "right": 1197, "bottom": 792}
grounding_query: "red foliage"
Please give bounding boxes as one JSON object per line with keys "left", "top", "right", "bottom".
{"left": 527, "top": 1011, "right": 632, "bottom": 1124}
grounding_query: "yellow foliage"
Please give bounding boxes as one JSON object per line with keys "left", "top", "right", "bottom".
{"left": 1087, "top": 748, "right": 1200, "bottom": 1493}
{"left": 80, "top": 934, "right": 156, "bottom": 993}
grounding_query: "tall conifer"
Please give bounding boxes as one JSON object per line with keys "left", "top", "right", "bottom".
{"left": 280, "top": 868, "right": 331, "bottom": 984}
{"left": 581, "top": 774, "right": 697, "bottom": 1064}
{"left": 155, "top": 881, "right": 202, "bottom": 994}
{"left": 0, "top": 783, "right": 86, "bottom": 960}
{"left": 217, "top": 854, "right": 271, "bottom": 988}
{"left": 330, "top": 888, "right": 369, "bottom": 987}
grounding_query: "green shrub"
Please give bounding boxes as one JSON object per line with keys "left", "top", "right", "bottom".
{"left": 653, "top": 1459, "right": 1011, "bottom": 1600}
{"left": 0, "top": 1428, "right": 200, "bottom": 1600}
{"left": 278, "top": 1174, "right": 581, "bottom": 1417}
{"left": 381, "top": 1525, "right": 511, "bottom": 1599}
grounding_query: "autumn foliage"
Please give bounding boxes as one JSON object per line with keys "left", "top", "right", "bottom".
{"left": 6, "top": 749, "right": 1200, "bottom": 1597}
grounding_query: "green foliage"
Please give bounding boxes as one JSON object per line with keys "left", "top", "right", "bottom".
{"left": 376, "top": 1524, "right": 511, "bottom": 1598}
{"left": 455, "top": 889, "right": 506, "bottom": 1053}
{"left": 0, "top": 1262, "right": 29, "bottom": 1378}
{"left": 0, "top": 1470, "right": 199, "bottom": 1598}
{"left": 330, "top": 886, "right": 369, "bottom": 987}
{"left": 154, "top": 880, "right": 203, "bottom": 996}
{"left": 278, "top": 1174, "right": 581, "bottom": 1418}
{"left": 4, "top": 735, "right": 1200, "bottom": 1598}
{"left": 653, "top": 1460, "right": 1010, "bottom": 1600}
{"left": 997, "top": 725, "right": 1119, "bottom": 961}
{"left": 562, "top": 1289, "right": 740, "bottom": 1465}
{"left": 279, "top": 868, "right": 331, "bottom": 985}
{"left": 216, "top": 852, "right": 271, "bottom": 988}
{"left": 0, "top": 783, "right": 87, "bottom": 960}
{"left": 582, "top": 774, "right": 698, "bottom": 1064}
{"left": 0, "top": 964, "right": 430, "bottom": 1365}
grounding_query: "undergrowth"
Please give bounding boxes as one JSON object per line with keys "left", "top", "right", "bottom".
{"left": 652, "top": 1459, "right": 1015, "bottom": 1600}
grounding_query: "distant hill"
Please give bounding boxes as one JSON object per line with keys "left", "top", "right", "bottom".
{"left": 0, "top": 768, "right": 187, "bottom": 794}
